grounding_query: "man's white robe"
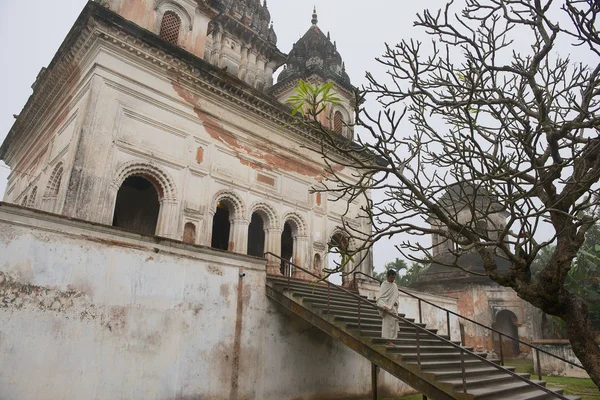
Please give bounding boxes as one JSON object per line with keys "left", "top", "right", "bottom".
{"left": 376, "top": 280, "right": 400, "bottom": 340}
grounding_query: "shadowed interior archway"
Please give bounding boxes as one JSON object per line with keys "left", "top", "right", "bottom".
{"left": 492, "top": 310, "right": 520, "bottom": 357}
{"left": 247, "top": 212, "right": 265, "bottom": 257}
{"left": 212, "top": 202, "right": 231, "bottom": 250}
{"left": 280, "top": 221, "right": 294, "bottom": 276}
{"left": 112, "top": 175, "right": 160, "bottom": 235}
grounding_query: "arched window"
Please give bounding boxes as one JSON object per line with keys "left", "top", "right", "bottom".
{"left": 280, "top": 221, "right": 294, "bottom": 276}
{"left": 183, "top": 222, "right": 197, "bottom": 244}
{"left": 45, "top": 163, "right": 64, "bottom": 197}
{"left": 159, "top": 11, "right": 182, "bottom": 45}
{"left": 211, "top": 202, "right": 231, "bottom": 250}
{"left": 247, "top": 212, "right": 265, "bottom": 257}
{"left": 112, "top": 176, "right": 161, "bottom": 235}
{"left": 333, "top": 111, "right": 344, "bottom": 135}
{"left": 28, "top": 187, "right": 37, "bottom": 208}
{"left": 313, "top": 253, "right": 322, "bottom": 274}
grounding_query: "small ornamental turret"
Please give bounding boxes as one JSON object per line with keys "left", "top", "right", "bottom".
{"left": 271, "top": 7, "right": 356, "bottom": 139}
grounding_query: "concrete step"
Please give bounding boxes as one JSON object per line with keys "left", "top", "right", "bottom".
{"left": 416, "top": 358, "right": 495, "bottom": 371}
{"left": 370, "top": 337, "right": 461, "bottom": 347}
{"left": 285, "top": 284, "right": 364, "bottom": 296}
{"left": 277, "top": 284, "right": 364, "bottom": 300}
{"left": 345, "top": 319, "right": 428, "bottom": 329}
{"left": 315, "top": 304, "right": 384, "bottom": 317}
{"left": 469, "top": 379, "right": 552, "bottom": 399}
{"left": 394, "top": 351, "right": 488, "bottom": 363}
{"left": 358, "top": 327, "right": 443, "bottom": 338}
{"left": 383, "top": 345, "right": 474, "bottom": 355}
{"left": 322, "top": 308, "right": 408, "bottom": 320}
{"left": 301, "top": 297, "right": 368, "bottom": 308}
{"left": 426, "top": 365, "right": 516, "bottom": 380}
{"left": 289, "top": 288, "right": 365, "bottom": 302}
{"left": 440, "top": 372, "right": 531, "bottom": 390}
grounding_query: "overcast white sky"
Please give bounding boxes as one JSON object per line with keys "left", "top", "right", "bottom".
{"left": 1, "top": 0, "right": 434, "bottom": 271}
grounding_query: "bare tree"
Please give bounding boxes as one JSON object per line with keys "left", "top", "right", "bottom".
{"left": 289, "top": 0, "right": 600, "bottom": 387}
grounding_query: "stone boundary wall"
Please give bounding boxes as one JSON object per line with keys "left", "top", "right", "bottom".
{"left": 0, "top": 202, "right": 416, "bottom": 400}
{"left": 531, "top": 339, "right": 595, "bottom": 379}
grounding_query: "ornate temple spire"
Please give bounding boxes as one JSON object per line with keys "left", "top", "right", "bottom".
{"left": 311, "top": 6, "right": 318, "bottom": 26}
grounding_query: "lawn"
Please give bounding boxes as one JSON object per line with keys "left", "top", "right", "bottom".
{"left": 381, "top": 360, "right": 600, "bottom": 400}
{"left": 504, "top": 358, "right": 600, "bottom": 400}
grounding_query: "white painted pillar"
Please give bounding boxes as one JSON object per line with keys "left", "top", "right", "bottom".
{"left": 292, "top": 235, "right": 310, "bottom": 280}
{"left": 156, "top": 199, "right": 179, "bottom": 239}
{"left": 266, "top": 228, "right": 282, "bottom": 275}
{"left": 229, "top": 217, "right": 249, "bottom": 254}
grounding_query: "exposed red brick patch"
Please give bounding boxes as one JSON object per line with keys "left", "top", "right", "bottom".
{"left": 256, "top": 173, "right": 275, "bottom": 186}
{"left": 170, "top": 75, "right": 345, "bottom": 179}
{"left": 316, "top": 192, "right": 322, "bottom": 206}
{"left": 195, "top": 146, "right": 204, "bottom": 163}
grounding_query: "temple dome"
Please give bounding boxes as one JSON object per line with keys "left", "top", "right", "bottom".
{"left": 276, "top": 8, "right": 352, "bottom": 90}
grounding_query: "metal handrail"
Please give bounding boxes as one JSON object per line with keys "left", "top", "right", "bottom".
{"left": 352, "top": 270, "right": 585, "bottom": 377}
{"left": 265, "top": 252, "right": 570, "bottom": 400}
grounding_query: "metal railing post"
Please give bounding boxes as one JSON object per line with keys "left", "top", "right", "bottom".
{"left": 537, "top": 349, "right": 542, "bottom": 380}
{"left": 499, "top": 334, "right": 504, "bottom": 366}
{"left": 371, "top": 363, "right": 378, "bottom": 400}
{"left": 416, "top": 328, "right": 421, "bottom": 365}
{"left": 446, "top": 310, "right": 451, "bottom": 340}
{"left": 287, "top": 261, "right": 291, "bottom": 289}
{"left": 327, "top": 282, "right": 331, "bottom": 314}
{"left": 418, "top": 299, "right": 422, "bottom": 324}
{"left": 460, "top": 349, "right": 467, "bottom": 393}
{"left": 358, "top": 297, "right": 362, "bottom": 333}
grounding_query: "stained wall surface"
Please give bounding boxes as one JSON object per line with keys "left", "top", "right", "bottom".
{"left": 0, "top": 203, "right": 415, "bottom": 400}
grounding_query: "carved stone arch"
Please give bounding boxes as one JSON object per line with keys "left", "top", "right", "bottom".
{"left": 45, "top": 162, "right": 64, "bottom": 197}
{"left": 329, "top": 227, "right": 356, "bottom": 251}
{"left": 28, "top": 186, "right": 38, "bottom": 207}
{"left": 111, "top": 160, "right": 177, "bottom": 201}
{"left": 154, "top": 0, "right": 193, "bottom": 31}
{"left": 211, "top": 189, "right": 246, "bottom": 220}
{"left": 248, "top": 201, "right": 279, "bottom": 230}
{"left": 281, "top": 212, "right": 307, "bottom": 237}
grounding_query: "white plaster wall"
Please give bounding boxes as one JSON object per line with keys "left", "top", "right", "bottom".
{"left": 0, "top": 204, "right": 410, "bottom": 400}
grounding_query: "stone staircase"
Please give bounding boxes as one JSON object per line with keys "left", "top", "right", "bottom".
{"left": 266, "top": 276, "right": 580, "bottom": 400}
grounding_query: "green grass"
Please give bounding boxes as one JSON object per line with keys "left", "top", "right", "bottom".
{"left": 372, "top": 361, "right": 600, "bottom": 400}
{"left": 504, "top": 358, "right": 600, "bottom": 400}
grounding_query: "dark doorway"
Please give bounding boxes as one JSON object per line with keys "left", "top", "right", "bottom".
{"left": 281, "top": 221, "right": 294, "bottom": 276}
{"left": 492, "top": 310, "right": 520, "bottom": 356}
{"left": 112, "top": 176, "right": 160, "bottom": 235}
{"left": 247, "top": 212, "right": 265, "bottom": 257}
{"left": 211, "top": 203, "right": 231, "bottom": 250}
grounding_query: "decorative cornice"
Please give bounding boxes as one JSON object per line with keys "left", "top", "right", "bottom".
{"left": 1, "top": 2, "right": 355, "bottom": 165}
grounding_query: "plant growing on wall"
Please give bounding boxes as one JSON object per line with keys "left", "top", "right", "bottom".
{"left": 287, "top": 0, "right": 600, "bottom": 388}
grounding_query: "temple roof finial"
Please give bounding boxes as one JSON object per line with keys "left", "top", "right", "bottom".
{"left": 311, "top": 6, "right": 318, "bottom": 26}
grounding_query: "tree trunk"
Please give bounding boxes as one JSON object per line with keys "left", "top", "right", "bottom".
{"left": 562, "top": 295, "right": 600, "bottom": 388}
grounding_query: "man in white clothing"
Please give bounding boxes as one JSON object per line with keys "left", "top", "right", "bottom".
{"left": 377, "top": 269, "right": 400, "bottom": 347}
